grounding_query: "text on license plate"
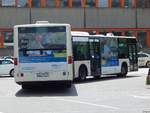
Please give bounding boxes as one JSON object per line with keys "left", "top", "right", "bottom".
{"left": 36, "top": 72, "right": 49, "bottom": 77}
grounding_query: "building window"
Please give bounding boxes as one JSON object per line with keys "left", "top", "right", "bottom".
{"left": 45, "top": 0, "right": 56, "bottom": 7}
{"left": 0, "top": 1, "right": 2, "bottom": 6}
{"left": 2, "top": 0, "right": 16, "bottom": 7}
{"left": 4, "top": 32, "right": 13, "bottom": 43}
{"left": 136, "top": 0, "right": 144, "bottom": 8}
{"left": 32, "top": 0, "right": 41, "bottom": 7}
{"left": 17, "top": 0, "right": 28, "bottom": 7}
{"left": 72, "top": 0, "right": 82, "bottom": 7}
{"left": 112, "top": 0, "right": 121, "bottom": 7}
{"left": 85, "top": 0, "right": 95, "bottom": 7}
{"left": 112, "top": 31, "right": 122, "bottom": 36}
{"left": 124, "top": 31, "right": 134, "bottom": 36}
{"left": 145, "top": 0, "right": 150, "bottom": 8}
{"left": 137, "top": 0, "right": 150, "bottom": 8}
{"left": 60, "top": 0, "right": 68, "bottom": 7}
{"left": 137, "top": 32, "right": 147, "bottom": 49}
{"left": 124, "top": 0, "right": 132, "bottom": 8}
{"left": 136, "top": 0, "right": 150, "bottom": 8}
{"left": 99, "top": 0, "right": 109, "bottom": 7}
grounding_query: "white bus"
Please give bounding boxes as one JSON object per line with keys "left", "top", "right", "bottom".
{"left": 14, "top": 21, "right": 73, "bottom": 89}
{"left": 72, "top": 31, "right": 138, "bottom": 81}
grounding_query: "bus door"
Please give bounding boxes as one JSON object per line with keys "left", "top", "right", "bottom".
{"left": 89, "top": 38, "right": 101, "bottom": 76}
{"left": 128, "top": 44, "right": 138, "bottom": 71}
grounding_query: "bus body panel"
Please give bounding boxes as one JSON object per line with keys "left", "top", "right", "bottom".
{"left": 72, "top": 31, "right": 91, "bottom": 79}
{"left": 101, "top": 59, "right": 129, "bottom": 76}
{"left": 73, "top": 60, "right": 91, "bottom": 79}
{"left": 15, "top": 71, "right": 70, "bottom": 83}
{"left": 72, "top": 32, "right": 138, "bottom": 80}
{"left": 118, "top": 59, "right": 130, "bottom": 73}
{"left": 15, "top": 62, "right": 70, "bottom": 82}
{"left": 66, "top": 26, "right": 73, "bottom": 81}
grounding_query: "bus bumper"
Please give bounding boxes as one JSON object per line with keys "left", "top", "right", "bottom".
{"left": 16, "top": 80, "right": 72, "bottom": 88}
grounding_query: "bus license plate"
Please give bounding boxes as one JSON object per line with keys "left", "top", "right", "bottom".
{"left": 36, "top": 72, "right": 49, "bottom": 77}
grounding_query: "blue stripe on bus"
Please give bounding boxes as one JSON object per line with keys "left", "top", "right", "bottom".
{"left": 19, "top": 56, "right": 66, "bottom": 63}
{"left": 101, "top": 57, "right": 119, "bottom": 67}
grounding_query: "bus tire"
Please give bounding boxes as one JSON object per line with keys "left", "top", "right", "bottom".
{"left": 94, "top": 75, "right": 100, "bottom": 79}
{"left": 118, "top": 64, "right": 128, "bottom": 77}
{"left": 79, "top": 66, "right": 87, "bottom": 81}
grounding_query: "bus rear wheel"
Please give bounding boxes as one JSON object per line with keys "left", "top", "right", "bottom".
{"left": 118, "top": 64, "right": 128, "bottom": 77}
{"left": 79, "top": 66, "right": 87, "bottom": 81}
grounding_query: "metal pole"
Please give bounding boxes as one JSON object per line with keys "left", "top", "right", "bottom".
{"left": 135, "top": 7, "right": 138, "bottom": 28}
{"left": 29, "top": 7, "right": 31, "bottom": 24}
{"left": 83, "top": 7, "right": 86, "bottom": 28}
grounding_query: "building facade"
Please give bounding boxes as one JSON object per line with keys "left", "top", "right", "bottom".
{"left": 0, "top": 0, "right": 150, "bottom": 56}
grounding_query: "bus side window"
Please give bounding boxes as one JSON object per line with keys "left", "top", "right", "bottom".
{"left": 78, "top": 50, "right": 85, "bottom": 60}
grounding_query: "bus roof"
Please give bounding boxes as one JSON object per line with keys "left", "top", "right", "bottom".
{"left": 71, "top": 31, "right": 89, "bottom": 42}
{"left": 14, "top": 21, "right": 70, "bottom": 28}
{"left": 71, "top": 31, "right": 89, "bottom": 36}
{"left": 92, "top": 34, "right": 136, "bottom": 39}
{"left": 71, "top": 31, "right": 136, "bottom": 39}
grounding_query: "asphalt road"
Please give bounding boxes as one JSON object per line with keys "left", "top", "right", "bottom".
{"left": 0, "top": 68, "right": 150, "bottom": 113}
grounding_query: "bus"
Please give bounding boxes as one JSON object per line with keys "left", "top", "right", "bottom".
{"left": 14, "top": 21, "right": 73, "bottom": 89}
{"left": 72, "top": 31, "right": 138, "bottom": 81}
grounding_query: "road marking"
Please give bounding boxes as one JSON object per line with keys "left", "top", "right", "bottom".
{"left": 54, "top": 98, "right": 119, "bottom": 110}
{"left": 131, "top": 95, "right": 150, "bottom": 99}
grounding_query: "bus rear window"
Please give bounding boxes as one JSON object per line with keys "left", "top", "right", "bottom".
{"left": 18, "top": 26, "right": 66, "bottom": 50}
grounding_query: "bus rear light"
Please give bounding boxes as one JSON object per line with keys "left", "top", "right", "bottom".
{"left": 14, "top": 58, "right": 18, "bottom": 65}
{"left": 68, "top": 56, "right": 73, "bottom": 64}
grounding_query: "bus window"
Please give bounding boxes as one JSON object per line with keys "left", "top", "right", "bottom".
{"left": 18, "top": 27, "right": 66, "bottom": 50}
{"left": 73, "top": 41, "right": 90, "bottom": 61}
{"left": 118, "top": 38, "right": 128, "bottom": 58}
{"left": 101, "top": 37, "right": 118, "bottom": 67}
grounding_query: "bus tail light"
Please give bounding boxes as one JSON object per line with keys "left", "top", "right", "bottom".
{"left": 14, "top": 58, "right": 18, "bottom": 65}
{"left": 68, "top": 56, "right": 73, "bottom": 64}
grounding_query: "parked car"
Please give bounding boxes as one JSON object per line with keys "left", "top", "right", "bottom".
{"left": 2, "top": 56, "right": 14, "bottom": 61}
{"left": 0, "top": 59, "right": 14, "bottom": 77}
{"left": 138, "top": 52, "right": 150, "bottom": 67}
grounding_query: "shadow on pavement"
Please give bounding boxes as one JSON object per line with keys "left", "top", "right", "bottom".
{"left": 74, "top": 75, "right": 141, "bottom": 84}
{"left": 15, "top": 84, "right": 78, "bottom": 97}
{"left": 15, "top": 75, "right": 140, "bottom": 97}
{"left": 0, "top": 75, "right": 12, "bottom": 78}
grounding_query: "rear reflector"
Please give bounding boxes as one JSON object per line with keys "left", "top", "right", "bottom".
{"left": 68, "top": 56, "right": 73, "bottom": 64}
